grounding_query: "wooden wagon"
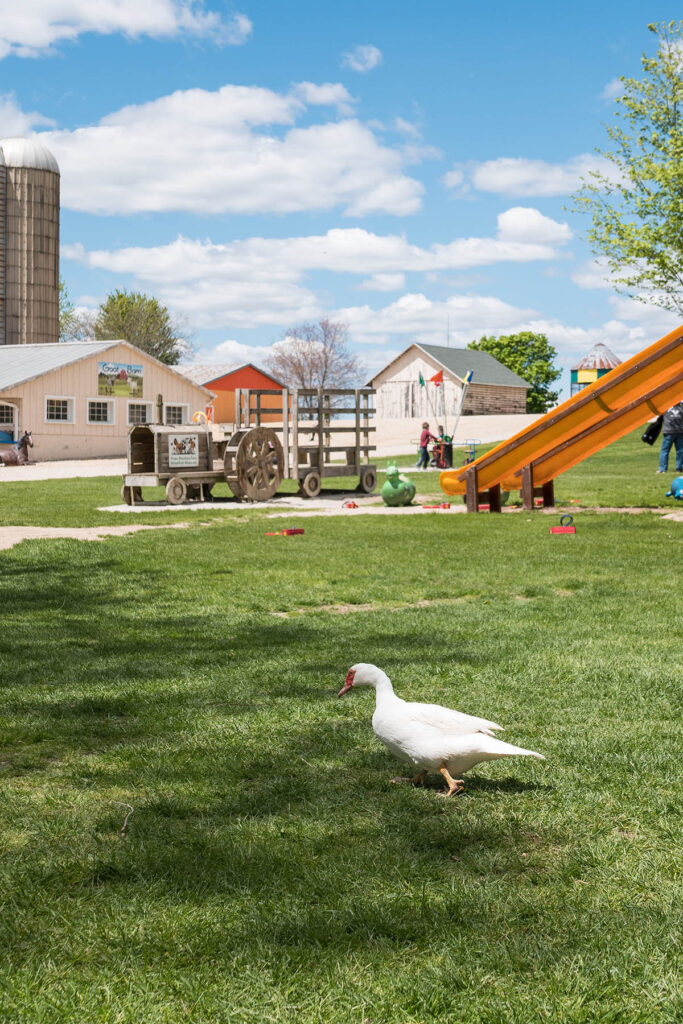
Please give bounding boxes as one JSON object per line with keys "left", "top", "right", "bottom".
{"left": 234, "top": 386, "right": 376, "bottom": 498}
{"left": 121, "top": 386, "right": 376, "bottom": 504}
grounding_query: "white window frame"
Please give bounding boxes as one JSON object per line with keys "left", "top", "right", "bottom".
{"left": 127, "top": 400, "right": 154, "bottom": 426}
{"left": 163, "top": 402, "right": 190, "bottom": 426}
{"left": 44, "top": 395, "right": 76, "bottom": 425}
{"left": 86, "top": 397, "right": 116, "bottom": 426}
{"left": 0, "top": 401, "right": 17, "bottom": 441}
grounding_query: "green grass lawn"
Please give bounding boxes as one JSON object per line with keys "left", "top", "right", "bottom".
{"left": 0, "top": 432, "right": 681, "bottom": 1022}
{"left": 0, "top": 429, "right": 675, "bottom": 528}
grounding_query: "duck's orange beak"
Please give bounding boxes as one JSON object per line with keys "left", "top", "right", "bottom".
{"left": 338, "top": 669, "right": 356, "bottom": 697}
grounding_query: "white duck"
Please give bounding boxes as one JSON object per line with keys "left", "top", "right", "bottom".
{"left": 338, "top": 663, "right": 544, "bottom": 796}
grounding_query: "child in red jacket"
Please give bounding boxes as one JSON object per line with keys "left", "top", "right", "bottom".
{"left": 416, "top": 422, "right": 437, "bottom": 469}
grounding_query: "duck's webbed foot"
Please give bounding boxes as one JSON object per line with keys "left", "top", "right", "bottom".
{"left": 439, "top": 767, "right": 465, "bottom": 797}
{"left": 391, "top": 770, "right": 427, "bottom": 786}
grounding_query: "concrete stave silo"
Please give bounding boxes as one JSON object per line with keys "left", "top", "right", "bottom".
{"left": 0, "top": 136, "right": 60, "bottom": 345}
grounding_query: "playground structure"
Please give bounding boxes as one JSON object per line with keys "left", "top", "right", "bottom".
{"left": 440, "top": 326, "right": 683, "bottom": 511}
{"left": 121, "top": 387, "right": 376, "bottom": 504}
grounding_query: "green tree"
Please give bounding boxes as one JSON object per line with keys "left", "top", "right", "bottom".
{"left": 58, "top": 279, "right": 80, "bottom": 341}
{"left": 573, "top": 21, "right": 683, "bottom": 316}
{"left": 468, "top": 332, "right": 561, "bottom": 413}
{"left": 93, "top": 290, "right": 190, "bottom": 365}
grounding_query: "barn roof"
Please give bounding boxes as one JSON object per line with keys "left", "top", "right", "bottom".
{"left": 176, "top": 362, "right": 284, "bottom": 387}
{"left": 0, "top": 341, "right": 120, "bottom": 391}
{"left": 0, "top": 341, "right": 214, "bottom": 397}
{"left": 370, "top": 343, "right": 530, "bottom": 389}
{"left": 571, "top": 342, "right": 622, "bottom": 372}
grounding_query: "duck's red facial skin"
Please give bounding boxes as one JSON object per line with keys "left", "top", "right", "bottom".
{"left": 338, "top": 669, "right": 356, "bottom": 697}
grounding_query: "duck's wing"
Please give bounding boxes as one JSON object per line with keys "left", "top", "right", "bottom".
{"left": 404, "top": 700, "right": 503, "bottom": 737}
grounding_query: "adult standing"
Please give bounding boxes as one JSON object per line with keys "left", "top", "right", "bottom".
{"left": 657, "top": 402, "right": 683, "bottom": 474}
{"left": 416, "top": 422, "right": 436, "bottom": 469}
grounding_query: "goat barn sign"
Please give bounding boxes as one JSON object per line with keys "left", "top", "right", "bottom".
{"left": 98, "top": 362, "right": 144, "bottom": 398}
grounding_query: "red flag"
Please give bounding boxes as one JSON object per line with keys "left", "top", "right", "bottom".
{"left": 429, "top": 370, "right": 443, "bottom": 386}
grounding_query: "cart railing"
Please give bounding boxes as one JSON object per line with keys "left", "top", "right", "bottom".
{"left": 234, "top": 387, "right": 376, "bottom": 480}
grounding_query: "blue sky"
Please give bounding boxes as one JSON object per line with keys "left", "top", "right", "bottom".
{"left": 1, "top": 1, "right": 680, "bottom": 395}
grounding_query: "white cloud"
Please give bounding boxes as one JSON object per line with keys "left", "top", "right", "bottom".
{"left": 360, "top": 273, "right": 406, "bottom": 292}
{"left": 0, "top": 2, "right": 251, "bottom": 59}
{"left": 63, "top": 212, "right": 572, "bottom": 327}
{"left": 342, "top": 44, "right": 383, "bottom": 73}
{"left": 571, "top": 258, "right": 615, "bottom": 290}
{"left": 445, "top": 154, "right": 618, "bottom": 197}
{"left": 40, "top": 83, "right": 423, "bottom": 216}
{"left": 290, "top": 82, "right": 356, "bottom": 116}
{"left": 496, "top": 207, "right": 572, "bottom": 245}
{"left": 190, "top": 337, "right": 278, "bottom": 366}
{"left": 600, "top": 77, "right": 623, "bottom": 101}
{"left": 337, "top": 293, "right": 539, "bottom": 346}
{"left": 442, "top": 167, "right": 465, "bottom": 190}
{"left": 0, "top": 93, "right": 55, "bottom": 135}
{"left": 337, "top": 294, "right": 680, "bottom": 365}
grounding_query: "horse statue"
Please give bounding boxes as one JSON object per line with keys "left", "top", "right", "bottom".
{"left": 0, "top": 430, "right": 33, "bottom": 467}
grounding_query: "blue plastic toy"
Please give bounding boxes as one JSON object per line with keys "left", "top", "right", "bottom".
{"left": 665, "top": 476, "right": 683, "bottom": 500}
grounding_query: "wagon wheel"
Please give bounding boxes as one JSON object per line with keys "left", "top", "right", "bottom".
{"left": 300, "top": 470, "right": 321, "bottom": 498}
{"left": 224, "top": 427, "right": 283, "bottom": 501}
{"left": 166, "top": 476, "right": 188, "bottom": 505}
{"left": 358, "top": 468, "right": 377, "bottom": 494}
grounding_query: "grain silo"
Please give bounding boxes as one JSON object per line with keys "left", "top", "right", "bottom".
{"left": 0, "top": 136, "right": 60, "bottom": 345}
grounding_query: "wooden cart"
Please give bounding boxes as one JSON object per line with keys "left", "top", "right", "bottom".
{"left": 234, "top": 386, "right": 376, "bottom": 498}
{"left": 121, "top": 422, "right": 284, "bottom": 504}
{"left": 121, "top": 387, "right": 376, "bottom": 504}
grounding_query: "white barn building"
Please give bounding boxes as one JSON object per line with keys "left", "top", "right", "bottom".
{"left": 370, "top": 343, "right": 530, "bottom": 420}
{"left": 0, "top": 340, "right": 213, "bottom": 461}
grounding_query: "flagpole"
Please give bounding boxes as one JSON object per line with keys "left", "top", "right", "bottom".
{"left": 450, "top": 370, "right": 473, "bottom": 440}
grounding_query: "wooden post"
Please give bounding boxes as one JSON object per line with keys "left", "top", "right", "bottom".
{"left": 317, "top": 388, "right": 324, "bottom": 471}
{"left": 542, "top": 480, "right": 555, "bottom": 507}
{"left": 489, "top": 483, "right": 502, "bottom": 513}
{"left": 465, "top": 466, "right": 479, "bottom": 513}
{"left": 521, "top": 464, "right": 534, "bottom": 510}
{"left": 156, "top": 393, "right": 163, "bottom": 425}
{"left": 291, "top": 388, "right": 299, "bottom": 476}
{"left": 255, "top": 390, "right": 262, "bottom": 427}
{"left": 354, "top": 389, "right": 361, "bottom": 474}
{"left": 282, "top": 387, "right": 289, "bottom": 480}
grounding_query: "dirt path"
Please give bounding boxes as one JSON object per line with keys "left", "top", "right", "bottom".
{"left": 0, "top": 522, "right": 194, "bottom": 552}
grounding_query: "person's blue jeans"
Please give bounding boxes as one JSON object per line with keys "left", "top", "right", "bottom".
{"left": 416, "top": 445, "right": 430, "bottom": 468}
{"left": 658, "top": 433, "right": 683, "bottom": 472}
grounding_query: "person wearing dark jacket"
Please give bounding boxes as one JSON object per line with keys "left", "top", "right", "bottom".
{"left": 657, "top": 402, "right": 683, "bottom": 473}
{"left": 416, "top": 422, "right": 437, "bottom": 469}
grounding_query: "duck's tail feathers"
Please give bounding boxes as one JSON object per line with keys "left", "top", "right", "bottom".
{"left": 481, "top": 736, "right": 545, "bottom": 760}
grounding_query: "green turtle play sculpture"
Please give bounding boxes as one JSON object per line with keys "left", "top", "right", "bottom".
{"left": 381, "top": 462, "right": 416, "bottom": 506}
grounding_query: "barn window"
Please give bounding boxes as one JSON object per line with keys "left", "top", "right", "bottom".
{"left": 164, "top": 404, "right": 188, "bottom": 426}
{"left": 45, "top": 396, "right": 75, "bottom": 424}
{"left": 127, "top": 402, "right": 153, "bottom": 425}
{"left": 0, "top": 405, "right": 13, "bottom": 424}
{"left": 87, "top": 399, "right": 115, "bottom": 425}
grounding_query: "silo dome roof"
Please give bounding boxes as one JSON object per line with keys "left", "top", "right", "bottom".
{"left": 0, "top": 136, "right": 59, "bottom": 174}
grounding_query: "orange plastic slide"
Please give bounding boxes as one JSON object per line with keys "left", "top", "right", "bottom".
{"left": 440, "top": 325, "right": 683, "bottom": 498}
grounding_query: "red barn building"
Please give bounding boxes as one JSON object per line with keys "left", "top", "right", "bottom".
{"left": 177, "top": 363, "right": 284, "bottom": 424}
